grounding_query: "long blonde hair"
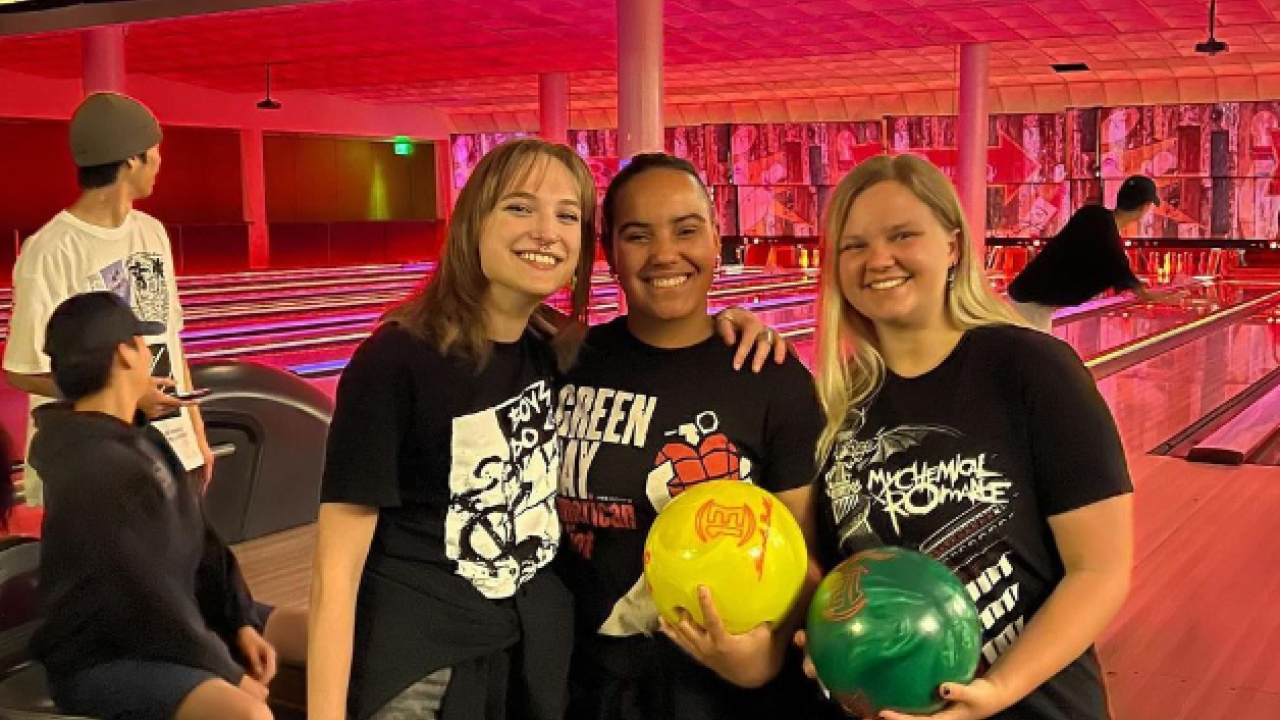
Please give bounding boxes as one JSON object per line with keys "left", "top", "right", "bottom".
{"left": 814, "top": 154, "right": 1025, "bottom": 458}
{"left": 386, "top": 138, "right": 596, "bottom": 371}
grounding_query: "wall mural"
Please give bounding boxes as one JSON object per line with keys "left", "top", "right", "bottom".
{"left": 450, "top": 102, "right": 1280, "bottom": 241}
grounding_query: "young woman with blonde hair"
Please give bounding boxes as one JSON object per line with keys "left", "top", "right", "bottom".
{"left": 807, "top": 154, "right": 1133, "bottom": 720}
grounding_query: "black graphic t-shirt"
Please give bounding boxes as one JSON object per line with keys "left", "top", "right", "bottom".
{"left": 818, "top": 324, "right": 1131, "bottom": 720}
{"left": 5, "top": 210, "right": 205, "bottom": 499}
{"left": 557, "top": 318, "right": 823, "bottom": 638}
{"left": 555, "top": 318, "right": 831, "bottom": 720}
{"left": 1008, "top": 205, "right": 1142, "bottom": 307}
{"left": 324, "top": 322, "right": 561, "bottom": 597}
{"left": 322, "top": 323, "right": 568, "bottom": 718}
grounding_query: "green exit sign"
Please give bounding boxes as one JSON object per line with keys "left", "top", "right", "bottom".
{"left": 394, "top": 136, "right": 413, "bottom": 156}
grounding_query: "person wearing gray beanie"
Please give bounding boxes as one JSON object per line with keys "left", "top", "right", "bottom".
{"left": 4, "top": 91, "right": 199, "bottom": 501}
{"left": 3, "top": 90, "right": 311, "bottom": 716}
{"left": 70, "top": 91, "right": 165, "bottom": 170}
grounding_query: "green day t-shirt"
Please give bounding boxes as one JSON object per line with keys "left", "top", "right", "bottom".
{"left": 555, "top": 318, "right": 824, "bottom": 637}
{"left": 817, "top": 325, "right": 1132, "bottom": 720}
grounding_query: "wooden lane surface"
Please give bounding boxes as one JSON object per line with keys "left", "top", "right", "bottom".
{"left": 232, "top": 524, "right": 314, "bottom": 610}
{"left": 1095, "top": 318, "right": 1280, "bottom": 454}
{"left": 1099, "top": 455, "right": 1280, "bottom": 720}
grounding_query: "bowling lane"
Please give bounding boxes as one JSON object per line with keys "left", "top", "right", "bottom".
{"left": 0, "top": 262, "right": 433, "bottom": 315}
{"left": 0, "top": 261, "right": 430, "bottom": 301}
{"left": 185, "top": 271, "right": 820, "bottom": 371}
{"left": 269, "top": 280, "right": 1266, "bottom": 383}
{"left": 2, "top": 261, "right": 709, "bottom": 334}
{"left": 0, "top": 270, "right": 427, "bottom": 343}
{"left": 173, "top": 263, "right": 765, "bottom": 304}
{"left": 182, "top": 270, "right": 812, "bottom": 343}
{"left": 1094, "top": 303, "right": 1280, "bottom": 454}
{"left": 1054, "top": 282, "right": 1275, "bottom": 361}
{"left": 775, "top": 281, "right": 1273, "bottom": 368}
{"left": 191, "top": 284, "right": 820, "bottom": 371}
{"left": 180, "top": 268, "right": 806, "bottom": 334}
{"left": 171, "top": 262, "right": 433, "bottom": 289}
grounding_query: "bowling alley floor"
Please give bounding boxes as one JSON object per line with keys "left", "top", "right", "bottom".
{"left": 1097, "top": 455, "right": 1280, "bottom": 719}
{"left": 232, "top": 452, "right": 1280, "bottom": 720}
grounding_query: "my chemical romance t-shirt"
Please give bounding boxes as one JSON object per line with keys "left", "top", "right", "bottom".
{"left": 818, "top": 324, "right": 1131, "bottom": 720}
{"left": 556, "top": 318, "right": 823, "bottom": 637}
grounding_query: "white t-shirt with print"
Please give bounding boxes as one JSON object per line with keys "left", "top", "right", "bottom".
{"left": 3, "top": 209, "right": 203, "bottom": 505}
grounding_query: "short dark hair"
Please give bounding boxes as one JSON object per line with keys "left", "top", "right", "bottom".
{"left": 77, "top": 152, "right": 146, "bottom": 191}
{"left": 600, "top": 153, "right": 711, "bottom": 264}
{"left": 51, "top": 345, "right": 119, "bottom": 401}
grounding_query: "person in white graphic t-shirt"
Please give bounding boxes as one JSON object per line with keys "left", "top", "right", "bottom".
{"left": 3, "top": 92, "right": 211, "bottom": 506}
{"left": 4, "top": 91, "right": 312, "bottom": 671}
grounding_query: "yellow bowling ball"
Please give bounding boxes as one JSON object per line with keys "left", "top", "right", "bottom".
{"left": 643, "top": 480, "right": 808, "bottom": 634}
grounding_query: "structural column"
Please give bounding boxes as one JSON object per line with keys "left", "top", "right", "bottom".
{"left": 955, "top": 43, "right": 990, "bottom": 262}
{"left": 539, "top": 73, "right": 570, "bottom": 145}
{"left": 81, "top": 26, "right": 127, "bottom": 95}
{"left": 240, "top": 128, "right": 270, "bottom": 269}
{"left": 616, "top": 0, "right": 663, "bottom": 157}
{"left": 434, "top": 139, "right": 454, "bottom": 222}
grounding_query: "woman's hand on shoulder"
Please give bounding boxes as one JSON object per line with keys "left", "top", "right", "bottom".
{"left": 714, "top": 306, "right": 789, "bottom": 372}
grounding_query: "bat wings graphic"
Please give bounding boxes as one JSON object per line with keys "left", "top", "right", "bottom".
{"left": 862, "top": 424, "right": 960, "bottom": 467}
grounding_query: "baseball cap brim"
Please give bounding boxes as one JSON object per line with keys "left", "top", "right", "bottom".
{"left": 1123, "top": 176, "right": 1161, "bottom": 206}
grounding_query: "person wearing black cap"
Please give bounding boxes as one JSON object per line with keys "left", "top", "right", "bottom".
{"left": 3, "top": 91, "right": 209, "bottom": 508}
{"left": 28, "top": 292, "right": 276, "bottom": 720}
{"left": 1008, "top": 175, "right": 1171, "bottom": 331}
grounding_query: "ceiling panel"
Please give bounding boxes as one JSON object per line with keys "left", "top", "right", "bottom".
{"left": 0, "top": 0, "right": 1275, "bottom": 115}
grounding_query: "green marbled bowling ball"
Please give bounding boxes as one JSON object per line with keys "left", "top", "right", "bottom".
{"left": 805, "top": 546, "right": 982, "bottom": 716}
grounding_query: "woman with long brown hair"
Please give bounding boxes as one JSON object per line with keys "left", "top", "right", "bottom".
{"left": 307, "top": 139, "right": 599, "bottom": 720}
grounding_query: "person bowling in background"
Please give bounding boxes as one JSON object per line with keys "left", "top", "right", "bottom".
{"left": 1008, "top": 175, "right": 1173, "bottom": 331}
